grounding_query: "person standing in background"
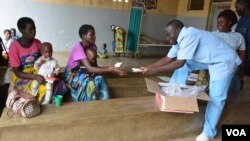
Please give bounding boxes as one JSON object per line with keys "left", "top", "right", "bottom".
{"left": 1, "top": 29, "right": 14, "bottom": 60}
{"left": 10, "top": 28, "right": 19, "bottom": 40}
{"left": 213, "top": 9, "right": 246, "bottom": 92}
{"left": 235, "top": 0, "right": 250, "bottom": 76}
{"left": 2, "top": 29, "right": 14, "bottom": 52}
{"left": 0, "top": 37, "right": 8, "bottom": 66}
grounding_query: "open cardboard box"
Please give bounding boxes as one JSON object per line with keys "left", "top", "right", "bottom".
{"left": 145, "top": 78, "right": 210, "bottom": 114}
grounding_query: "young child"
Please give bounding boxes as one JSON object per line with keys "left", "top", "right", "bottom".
{"left": 97, "top": 43, "right": 108, "bottom": 58}
{"left": 99, "top": 43, "right": 108, "bottom": 55}
{"left": 32, "top": 42, "right": 60, "bottom": 104}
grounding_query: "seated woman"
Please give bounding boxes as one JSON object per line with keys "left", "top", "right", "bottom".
{"left": 8, "top": 17, "right": 67, "bottom": 102}
{"left": 65, "top": 24, "right": 126, "bottom": 102}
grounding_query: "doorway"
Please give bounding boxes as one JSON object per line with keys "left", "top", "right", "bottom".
{"left": 207, "top": 1, "right": 232, "bottom": 31}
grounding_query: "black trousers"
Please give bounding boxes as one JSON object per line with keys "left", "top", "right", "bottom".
{"left": 0, "top": 83, "right": 10, "bottom": 108}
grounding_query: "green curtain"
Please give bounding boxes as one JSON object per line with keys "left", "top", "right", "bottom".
{"left": 126, "top": 7, "right": 143, "bottom": 53}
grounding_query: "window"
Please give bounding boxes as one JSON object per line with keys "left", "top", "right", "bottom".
{"left": 213, "top": 0, "right": 231, "bottom": 2}
{"left": 188, "top": 0, "right": 204, "bottom": 10}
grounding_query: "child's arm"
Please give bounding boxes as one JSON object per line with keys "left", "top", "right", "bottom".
{"left": 34, "top": 57, "right": 46, "bottom": 70}
{"left": 52, "top": 67, "right": 60, "bottom": 77}
{"left": 49, "top": 59, "right": 60, "bottom": 78}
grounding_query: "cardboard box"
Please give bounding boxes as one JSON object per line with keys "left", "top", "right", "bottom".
{"left": 145, "top": 78, "right": 209, "bottom": 114}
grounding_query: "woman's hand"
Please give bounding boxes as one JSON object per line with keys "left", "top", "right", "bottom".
{"left": 33, "top": 74, "right": 45, "bottom": 84}
{"left": 50, "top": 68, "right": 60, "bottom": 77}
{"left": 2, "top": 51, "right": 8, "bottom": 60}
{"left": 139, "top": 67, "right": 148, "bottom": 74}
{"left": 48, "top": 73, "right": 55, "bottom": 78}
{"left": 109, "top": 67, "right": 127, "bottom": 76}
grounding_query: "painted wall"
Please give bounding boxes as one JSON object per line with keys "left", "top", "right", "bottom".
{"left": 177, "top": 0, "right": 211, "bottom": 29}
{"left": 231, "top": 0, "right": 236, "bottom": 10}
{"left": 1, "top": 0, "right": 237, "bottom": 52}
{"left": 176, "top": 16, "right": 208, "bottom": 29}
{"left": 178, "top": 0, "right": 211, "bottom": 17}
{"left": 0, "top": 0, "right": 177, "bottom": 52}
{"left": 176, "top": 0, "right": 237, "bottom": 30}
{"left": 31, "top": 0, "right": 179, "bottom": 16}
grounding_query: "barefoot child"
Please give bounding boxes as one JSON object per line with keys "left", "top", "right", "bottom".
{"left": 32, "top": 42, "right": 60, "bottom": 104}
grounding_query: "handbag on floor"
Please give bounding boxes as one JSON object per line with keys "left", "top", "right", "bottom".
{"left": 6, "top": 88, "right": 41, "bottom": 118}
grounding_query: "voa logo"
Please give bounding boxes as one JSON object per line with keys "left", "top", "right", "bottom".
{"left": 226, "top": 129, "right": 247, "bottom": 136}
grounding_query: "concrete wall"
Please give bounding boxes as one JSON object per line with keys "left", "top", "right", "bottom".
{"left": 176, "top": 0, "right": 236, "bottom": 30}
{"left": 31, "top": 0, "right": 179, "bottom": 16}
{"left": 231, "top": 0, "right": 236, "bottom": 10}
{"left": 177, "top": 16, "right": 208, "bottom": 29}
{"left": 1, "top": 0, "right": 237, "bottom": 52}
{"left": 0, "top": 0, "right": 176, "bottom": 52}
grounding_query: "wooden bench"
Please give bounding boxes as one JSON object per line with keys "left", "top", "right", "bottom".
{"left": 2, "top": 68, "right": 250, "bottom": 141}
{"left": 0, "top": 96, "right": 208, "bottom": 141}
{"left": 1, "top": 81, "right": 250, "bottom": 141}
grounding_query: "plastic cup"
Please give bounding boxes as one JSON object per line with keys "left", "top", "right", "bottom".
{"left": 54, "top": 95, "right": 63, "bottom": 108}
